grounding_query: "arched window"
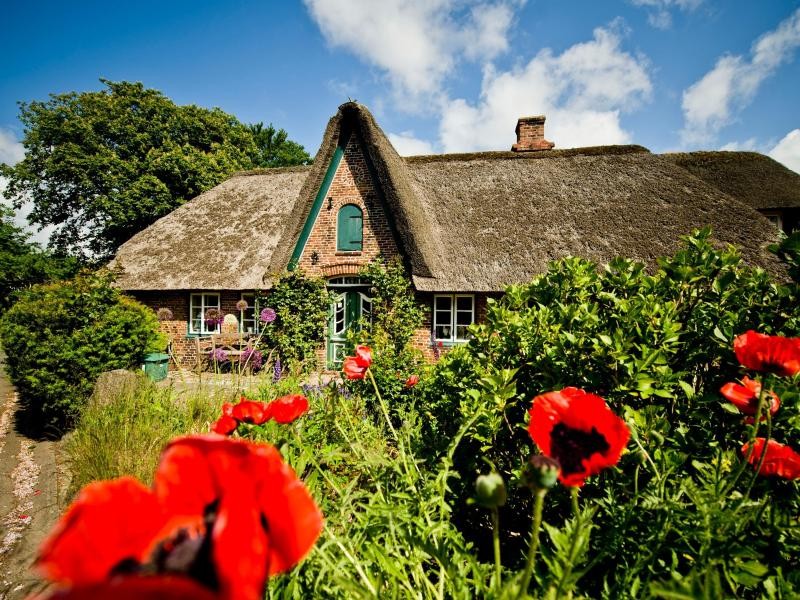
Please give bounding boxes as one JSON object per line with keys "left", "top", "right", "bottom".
{"left": 337, "top": 204, "right": 363, "bottom": 251}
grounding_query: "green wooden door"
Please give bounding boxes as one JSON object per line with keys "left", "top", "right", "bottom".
{"left": 327, "top": 290, "right": 372, "bottom": 368}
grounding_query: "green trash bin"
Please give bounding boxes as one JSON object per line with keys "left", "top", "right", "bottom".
{"left": 143, "top": 352, "right": 170, "bottom": 382}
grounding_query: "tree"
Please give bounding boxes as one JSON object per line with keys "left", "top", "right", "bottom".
{"left": 0, "top": 80, "right": 309, "bottom": 258}
{"left": 0, "top": 206, "right": 78, "bottom": 310}
{"left": 248, "top": 122, "right": 312, "bottom": 168}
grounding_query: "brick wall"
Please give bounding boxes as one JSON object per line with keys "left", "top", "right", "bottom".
{"left": 296, "top": 135, "right": 400, "bottom": 277}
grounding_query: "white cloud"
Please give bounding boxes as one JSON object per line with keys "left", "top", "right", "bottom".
{"left": 719, "top": 138, "right": 759, "bottom": 152}
{"left": 628, "top": 0, "right": 703, "bottom": 30}
{"left": 303, "top": 0, "right": 521, "bottom": 107}
{"left": 388, "top": 131, "right": 436, "bottom": 156}
{"left": 439, "top": 23, "right": 652, "bottom": 151}
{"left": 0, "top": 129, "right": 24, "bottom": 166}
{"left": 681, "top": 8, "right": 800, "bottom": 145}
{"left": 769, "top": 129, "right": 800, "bottom": 174}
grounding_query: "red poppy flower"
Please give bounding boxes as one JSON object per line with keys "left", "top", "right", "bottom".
{"left": 154, "top": 435, "right": 323, "bottom": 600}
{"left": 231, "top": 399, "right": 269, "bottom": 425}
{"left": 212, "top": 415, "right": 239, "bottom": 435}
{"left": 528, "top": 387, "right": 630, "bottom": 487}
{"left": 221, "top": 403, "right": 234, "bottom": 417}
{"left": 741, "top": 438, "right": 800, "bottom": 479}
{"left": 733, "top": 330, "right": 800, "bottom": 377}
{"left": 266, "top": 394, "right": 309, "bottom": 424}
{"left": 36, "top": 477, "right": 164, "bottom": 585}
{"left": 31, "top": 575, "right": 218, "bottom": 600}
{"left": 720, "top": 376, "right": 780, "bottom": 419}
{"left": 343, "top": 345, "right": 372, "bottom": 380}
{"left": 405, "top": 374, "right": 420, "bottom": 388}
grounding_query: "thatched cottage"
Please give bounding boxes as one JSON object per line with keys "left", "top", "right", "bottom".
{"left": 112, "top": 102, "right": 800, "bottom": 368}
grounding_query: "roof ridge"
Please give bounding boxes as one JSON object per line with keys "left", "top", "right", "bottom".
{"left": 404, "top": 145, "right": 650, "bottom": 164}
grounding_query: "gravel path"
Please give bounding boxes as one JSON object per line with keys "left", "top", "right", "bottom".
{"left": 0, "top": 357, "right": 68, "bottom": 599}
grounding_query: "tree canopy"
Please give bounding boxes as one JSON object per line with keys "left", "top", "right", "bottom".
{"left": 0, "top": 206, "right": 78, "bottom": 310}
{"left": 0, "top": 80, "right": 311, "bottom": 258}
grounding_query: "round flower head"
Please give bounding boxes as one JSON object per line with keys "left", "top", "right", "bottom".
{"left": 212, "top": 415, "right": 238, "bottom": 436}
{"left": 259, "top": 308, "right": 277, "bottom": 324}
{"left": 404, "top": 374, "right": 420, "bottom": 388}
{"left": 211, "top": 348, "right": 228, "bottom": 363}
{"left": 156, "top": 307, "right": 174, "bottom": 322}
{"left": 528, "top": 387, "right": 630, "bottom": 487}
{"left": 231, "top": 398, "right": 270, "bottom": 425}
{"left": 720, "top": 376, "right": 780, "bottom": 419}
{"left": 242, "top": 348, "right": 263, "bottom": 370}
{"left": 266, "top": 394, "right": 309, "bottom": 424}
{"left": 342, "top": 345, "right": 372, "bottom": 380}
{"left": 742, "top": 438, "right": 800, "bottom": 479}
{"left": 204, "top": 308, "right": 224, "bottom": 328}
{"left": 475, "top": 472, "right": 507, "bottom": 508}
{"left": 235, "top": 299, "right": 249, "bottom": 312}
{"left": 733, "top": 330, "right": 800, "bottom": 377}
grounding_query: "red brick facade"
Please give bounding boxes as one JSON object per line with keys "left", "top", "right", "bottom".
{"left": 132, "top": 135, "right": 489, "bottom": 370}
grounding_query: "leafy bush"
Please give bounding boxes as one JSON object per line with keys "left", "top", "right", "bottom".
{"left": 417, "top": 229, "right": 800, "bottom": 597}
{"left": 260, "top": 271, "right": 331, "bottom": 370}
{"left": 0, "top": 271, "right": 165, "bottom": 427}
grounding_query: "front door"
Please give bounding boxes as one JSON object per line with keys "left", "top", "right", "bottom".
{"left": 327, "top": 280, "right": 372, "bottom": 369}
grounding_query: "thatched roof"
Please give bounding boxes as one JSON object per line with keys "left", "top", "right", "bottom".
{"left": 113, "top": 103, "right": 785, "bottom": 292}
{"left": 112, "top": 166, "right": 309, "bottom": 290}
{"left": 663, "top": 151, "right": 800, "bottom": 210}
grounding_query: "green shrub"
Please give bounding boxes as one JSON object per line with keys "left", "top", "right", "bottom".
{"left": 0, "top": 271, "right": 165, "bottom": 427}
{"left": 260, "top": 271, "right": 331, "bottom": 370}
{"left": 417, "top": 229, "right": 800, "bottom": 597}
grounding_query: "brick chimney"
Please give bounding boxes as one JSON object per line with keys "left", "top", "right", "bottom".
{"left": 512, "top": 115, "right": 554, "bottom": 152}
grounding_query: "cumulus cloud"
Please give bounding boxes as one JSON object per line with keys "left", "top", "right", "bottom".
{"left": 303, "top": 0, "right": 520, "bottom": 106}
{"left": 387, "top": 131, "right": 437, "bottom": 156}
{"left": 769, "top": 129, "right": 800, "bottom": 174}
{"left": 0, "top": 128, "right": 24, "bottom": 166}
{"left": 439, "top": 22, "right": 652, "bottom": 151}
{"left": 628, "top": 0, "right": 703, "bottom": 29}
{"left": 681, "top": 8, "right": 800, "bottom": 145}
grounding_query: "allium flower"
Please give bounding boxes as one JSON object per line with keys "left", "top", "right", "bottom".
{"left": 231, "top": 398, "right": 270, "bottom": 425}
{"left": 742, "top": 438, "right": 800, "bottom": 479}
{"left": 528, "top": 387, "right": 630, "bottom": 487}
{"left": 241, "top": 348, "right": 263, "bottom": 371}
{"left": 204, "top": 308, "right": 224, "bottom": 329}
{"left": 156, "top": 307, "right": 173, "bottom": 322}
{"left": 236, "top": 299, "right": 249, "bottom": 312}
{"left": 211, "top": 348, "right": 228, "bottom": 363}
{"left": 343, "top": 345, "right": 372, "bottom": 380}
{"left": 733, "top": 330, "right": 800, "bottom": 377}
{"left": 721, "top": 376, "right": 780, "bottom": 419}
{"left": 259, "top": 307, "right": 277, "bottom": 324}
{"left": 430, "top": 332, "right": 440, "bottom": 360}
{"left": 36, "top": 435, "right": 323, "bottom": 600}
{"left": 266, "top": 394, "right": 309, "bottom": 424}
{"left": 404, "top": 374, "right": 420, "bottom": 388}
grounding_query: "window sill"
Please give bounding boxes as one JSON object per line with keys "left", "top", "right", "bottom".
{"left": 434, "top": 339, "right": 470, "bottom": 348}
{"left": 335, "top": 251, "right": 363, "bottom": 256}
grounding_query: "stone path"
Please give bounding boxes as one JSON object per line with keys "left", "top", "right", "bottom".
{"left": 0, "top": 356, "right": 68, "bottom": 599}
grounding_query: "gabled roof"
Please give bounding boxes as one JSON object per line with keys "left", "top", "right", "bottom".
{"left": 663, "top": 151, "right": 800, "bottom": 210}
{"left": 113, "top": 103, "right": 785, "bottom": 292}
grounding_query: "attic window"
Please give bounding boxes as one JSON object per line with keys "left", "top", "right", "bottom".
{"left": 337, "top": 204, "right": 363, "bottom": 251}
{"left": 763, "top": 212, "right": 783, "bottom": 231}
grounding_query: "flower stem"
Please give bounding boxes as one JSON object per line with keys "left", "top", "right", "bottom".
{"left": 571, "top": 486, "right": 580, "bottom": 517}
{"left": 516, "top": 489, "right": 546, "bottom": 599}
{"left": 553, "top": 488, "right": 582, "bottom": 599}
{"left": 491, "top": 506, "right": 502, "bottom": 590}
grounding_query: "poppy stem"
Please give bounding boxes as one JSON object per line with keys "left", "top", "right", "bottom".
{"left": 516, "top": 489, "right": 546, "bottom": 599}
{"left": 366, "top": 367, "right": 399, "bottom": 442}
{"left": 725, "top": 378, "right": 767, "bottom": 495}
{"left": 491, "top": 506, "right": 502, "bottom": 590}
{"left": 571, "top": 486, "right": 580, "bottom": 517}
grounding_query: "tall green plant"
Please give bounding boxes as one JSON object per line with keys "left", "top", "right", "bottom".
{"left": 0, "top": 270, "right": 165, "bottom": 427}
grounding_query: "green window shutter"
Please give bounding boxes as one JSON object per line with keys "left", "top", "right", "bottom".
{"left": 337, "top": 205, "right": 363, "bottom": 251}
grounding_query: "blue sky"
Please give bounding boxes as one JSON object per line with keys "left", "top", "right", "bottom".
{"left": 1, "top": 0, "right": 799, "bottom": 216}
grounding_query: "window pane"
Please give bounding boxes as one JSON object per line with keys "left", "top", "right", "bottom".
{"left": 456, "top": 311, "right": 472, "bottom": 325}
{"left": 456, "top": 296, "right": 473, "bottom": 311}
{"left": 204, "top": 294, "right": 219, "bottom": 308}
{"left": 455, "top": 325, "right": 470, "bottom": 340}
{"left": 435, "top": 325, "right": 452, "bottom": 339}
{"left": 435, "top": 296, "right": 452, "bottom": 311}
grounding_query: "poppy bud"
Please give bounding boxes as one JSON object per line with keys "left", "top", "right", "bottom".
{"left": 523, "top": 455, "right": 561, "bottom": 492}
{"left": 475, "top": 472, "right": 507, "bottom": 508}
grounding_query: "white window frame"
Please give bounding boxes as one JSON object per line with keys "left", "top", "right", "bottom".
{"left": 188, "top": 293, "right": 221, "bottom": 335}
{"left": 433, "top": 294, "right": 475, "bottom": 343}
{"left": 239, "top": 293, "right": 260, "bottom": 335}
{"left": 763, "top": 211, "right": 783, "bottom": 231}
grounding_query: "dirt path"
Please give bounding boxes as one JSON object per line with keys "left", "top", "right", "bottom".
{"left": 0, "top": 357, "right": 68, "bottom": 599}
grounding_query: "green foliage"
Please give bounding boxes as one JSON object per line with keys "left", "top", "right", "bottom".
{"left": 248, "top": 122, "right": 311, "bottom": 168}
{"left": 260, "top": 271, "right": 331, "bottom": 370}
{"left": 0, "top": 271, "right": 165, "bottom": 427}
{"left": 346, "top": 259, "right": 426, "bottom": 407}
{"left": 66, "top": 374, "right": 218, "bottom": 495}
{"left": 1, "top": 80, "right": 309, "bottom": 258}
{"left": 0, "top": 206, "right": 78, "bottom": 310}
{"left": 419, "top": 229, "right": 800, "bottom": 597}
